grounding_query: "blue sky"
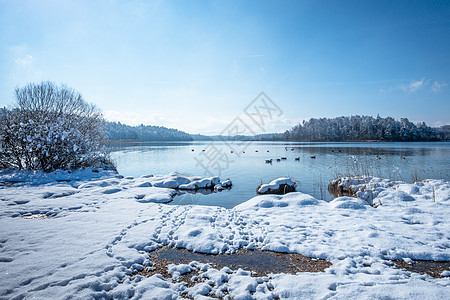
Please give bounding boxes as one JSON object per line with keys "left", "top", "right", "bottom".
{"left": 1, "top": 0, "right": 449, "bottom": 134}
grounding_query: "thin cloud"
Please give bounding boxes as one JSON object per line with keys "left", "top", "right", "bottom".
{"left": 409, "top": 79, "right": 425, "bottom": 91}
{"left": 14, "top": 54, "right": 33, "bottom": 65}
{"left": 151, "top": 82, "right": 169, "bottom": 96}
{"left": 381, "top": 77, "right": 447, "bottom": 94}
{"left": 399, "top": 78, "right": 426, "bottom": 93}
{"left": 317, "top": 79, "right": 398, "bottom": 87}
{"left": 431, "top": 81, "right": 447, "bottom": 93}
{"left": 243, "top": 54, "right": 264, "bottom": 58}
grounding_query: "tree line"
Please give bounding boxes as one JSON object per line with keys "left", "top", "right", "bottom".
{"left": 107, "top": 117, "right": 446, "bottom": 142}
{"left": 105, "top": 122, "right": 192, "bottom": 141}
{"left": 257, "top": 115, "right": 442, "bottom": 142}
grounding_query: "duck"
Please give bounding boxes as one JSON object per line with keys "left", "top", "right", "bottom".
{"left": 310, "top": 155, "right": 316, "bottom": 159}
{"left": 265, "top": 159, "right": 273, "bottom": 164}
{"left": 281, "top": 157, "right": 287, "bottom": 160}
{"left": 295, "top": 157, "right": 300, "bottom": 161}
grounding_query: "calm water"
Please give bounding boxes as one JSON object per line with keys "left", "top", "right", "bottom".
{"left": 109, "top": 141, "right": 450, "bottom": 208}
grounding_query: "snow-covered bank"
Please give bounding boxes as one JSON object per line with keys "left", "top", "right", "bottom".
{"left": 0, "top": 171, "right": 449, "bottom": 299}
{"left": 0, "top": 167, "right": 117, "bottom": 186}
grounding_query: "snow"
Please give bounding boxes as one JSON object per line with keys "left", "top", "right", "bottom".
{"left": 144, "top": 172, "right": 230, "bottom": 191}
{"left": 403, "top": 257, "right": 414, "bottom": 264}
{"left": 167, "top": 264, "right": 193, "bottom": 280}
{"left": 0, "top": 167, "right": 116, "bottom": 186}
{"left": 328, "top": 196, "right": 368, "bottom": 210}
{"left": 257, "top": 177, "right": 296, "bottom": 194}
{"left": 0, "top": 170, "right": 449, "bottom": 299}
{"left": 214, "top": 179, "right": 232, "bottom": 191}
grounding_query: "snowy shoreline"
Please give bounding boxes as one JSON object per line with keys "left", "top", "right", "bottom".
{"left": 0, "top": 169, "right": 449, "bottom": 299}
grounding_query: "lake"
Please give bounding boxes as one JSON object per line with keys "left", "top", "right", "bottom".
{"left": 109, "top": 141, "right": 450, "bottom": 208}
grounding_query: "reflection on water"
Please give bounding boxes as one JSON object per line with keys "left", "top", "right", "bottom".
{"left": 110, "top": 141, "right": 450, "bottom": 208}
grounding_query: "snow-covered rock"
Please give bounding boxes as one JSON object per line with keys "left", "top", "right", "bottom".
{"left": 179, "top": 178, "right": 215, "bottom": 190}
{"left": 221, "top": 179, "right": 232, "bottom": 187}
{"left": 146, "top": 172, "right": 230, "bottom": 191}
{"left": 257, "top": 177, "right": 296, "bottom": 194}
{"left": 149, "top": 172, "right": 191, "bottom": 188}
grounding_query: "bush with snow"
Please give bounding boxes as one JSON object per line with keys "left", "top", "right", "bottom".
{"left": 0, "top": 82, "right": 113, "bottom": 172}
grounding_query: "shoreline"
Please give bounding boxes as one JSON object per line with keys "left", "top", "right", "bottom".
{"left": 0, "top": 170, "right": 449, "bottom": 298}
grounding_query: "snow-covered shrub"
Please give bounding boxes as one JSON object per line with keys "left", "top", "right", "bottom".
{"left": 0, "top": 82, "right": 113, "bottom": 172}
{"left": 328, "top": 176, "right": 402, "bottom": 206}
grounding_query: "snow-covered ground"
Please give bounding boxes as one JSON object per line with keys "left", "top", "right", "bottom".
{"left": 0, "top": 170, "right": 449, "bottom": 299}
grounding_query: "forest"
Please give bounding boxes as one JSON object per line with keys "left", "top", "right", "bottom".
{"left": 105, "top": 122, "right": 193, "bottom": 141}
{"left": 105, "top": 116, "right": 447, "bottom": 142}
{"left": 257, "top": 115, "right": 443, "bottom": 142}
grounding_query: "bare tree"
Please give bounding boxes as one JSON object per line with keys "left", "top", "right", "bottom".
{"left": 0, "top": 82, "right": 113, "bottom": 172}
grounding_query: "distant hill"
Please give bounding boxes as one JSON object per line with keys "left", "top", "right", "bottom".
{"left": 105, "top": 122, "right": 193, "bottom": 141}
{"left": 190, "top": 134, "right": 251, "bottom": 141}
{"left": 105, "top": 116, "right": 446, "bottom": 142}
{"left": 104, "top": 122, "right": 252, "bottom": 142}
{"left": 255, "top": 115, "right": 442, "bottom": 142}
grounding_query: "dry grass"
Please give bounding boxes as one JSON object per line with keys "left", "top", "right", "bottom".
{"left": 327, "top": 178, "right": 357, "bottom": 198}
{"left": 394, "top": 260, "right": 450, "bottom": 278}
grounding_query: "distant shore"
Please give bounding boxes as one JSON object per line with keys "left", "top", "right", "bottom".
{"left": 106, "top": 139, "right": 448, "bottom": 143}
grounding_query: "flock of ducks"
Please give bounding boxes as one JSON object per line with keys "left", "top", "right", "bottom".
{"left": 265, "top": 156, "right": 312, "bottom": 164}
{"left": 265, "top": 157, "right": 295, "bottom": 164}
{"left": 191, "top": 148, "right": 407, "bottom": 163}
